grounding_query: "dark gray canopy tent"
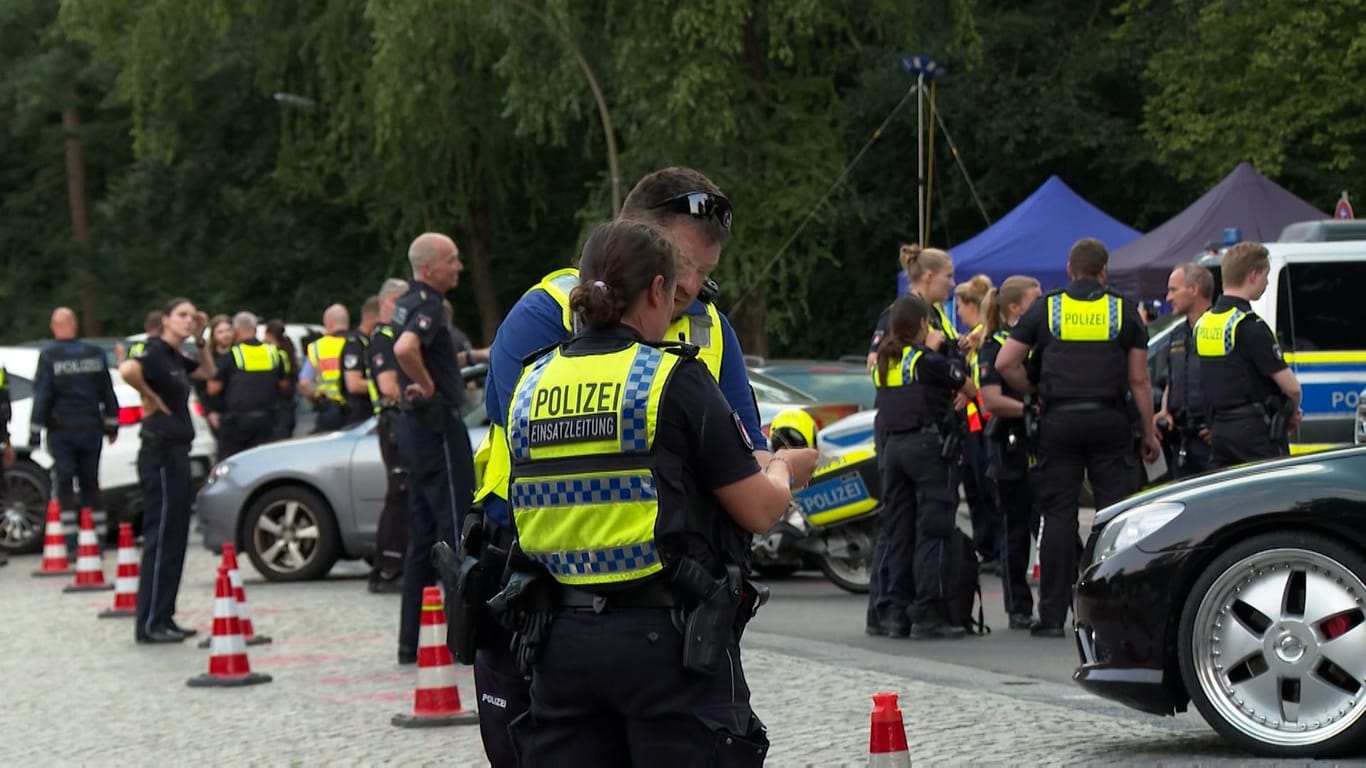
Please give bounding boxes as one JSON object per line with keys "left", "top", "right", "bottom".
{"left": 1108, "top": 163, "right": 1326, "bottom": 299}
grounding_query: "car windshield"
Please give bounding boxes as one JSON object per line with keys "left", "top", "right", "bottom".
{"left": 756, "top": 365, "right": 875, "bottom": 409}
{"left": 747, "top": 371, "right": 815, "bottom": 404}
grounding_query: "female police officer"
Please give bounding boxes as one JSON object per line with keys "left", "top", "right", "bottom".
{"left": 118, "top": 297, "right": 215, "bottom": 644}
{"left": 872, "top": 294, "right": 975, "bottom": 640}
{"left": 503, "top": 219, "right": 816, "bottom": 766}
{"left": 976, "top": 276, "right": 1042, "bottom": 630}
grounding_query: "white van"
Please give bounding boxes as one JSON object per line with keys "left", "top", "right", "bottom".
{"left": 1197, "top": 223, "right": 1366, "bottom": 452}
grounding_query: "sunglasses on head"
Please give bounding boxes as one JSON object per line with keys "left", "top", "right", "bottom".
{"left": 650, "top": 191, "right": 733, "bottom": 230}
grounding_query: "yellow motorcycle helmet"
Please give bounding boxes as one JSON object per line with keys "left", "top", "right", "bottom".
{"left": 769, "top": 408, "right": 818, "bottom": 450}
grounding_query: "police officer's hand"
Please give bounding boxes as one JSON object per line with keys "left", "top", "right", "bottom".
{"left": 1288, "top": 408, "right": 1303, "bottom": 433}
{"left": 405, "top": 381, "right": 434, "bottom": 401}
{"left": 774, "top": 447, "right": 819, "bottom": 489}
{"left": 1140, "top": 433, "right": 1162, "bottom": 464}
{"left": 865, "top": 351, "right": 877, "bottom": 372}
{"left": 1153, "top": 410, "right": 1172, "bottom": 433}
{"left": 1198, "top": 428, "right": 1212, "bottom": 445}
{"left": 926, "top": 329, "right": 946, "bottom": 352}
{"left": 105, "top": 431, "right": 118, "bottom": 446}
{"left": 952, "top": 392, "right": 968, "bottom": 411}
{"left": 207, "top": 412, "right": 221, "bottom": 430}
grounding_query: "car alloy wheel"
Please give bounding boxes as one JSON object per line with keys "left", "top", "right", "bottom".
{"left": 242, "top": 486, "right": 340, "bottom": 581}
{"left": 255, "top": 499, "right": 323, "bottom": 573}
{"left": 1, "top": 462, "right": 50, "bottom": 553}
{"left": 1184, "top": 535, "right": 1366, "bottom": 755}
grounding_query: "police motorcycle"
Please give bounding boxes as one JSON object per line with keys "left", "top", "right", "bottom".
{"left": 751, "top": 409, "right": 880, "bottom": 593}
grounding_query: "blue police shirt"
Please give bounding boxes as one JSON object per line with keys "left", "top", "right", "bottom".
{"left": 483, "top": 292, "right": 768, "bottom": 529}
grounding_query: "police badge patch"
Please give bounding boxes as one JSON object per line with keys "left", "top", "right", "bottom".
{"left": 373, "top": 354, "right": 384, "bottom": 368}
{"left": 732, "top": 412, "right": 754, "bottom": 451}
{"left": 417, "top": 314, "right": 432, "bottom": 331}
{"left": 393, "top": 305, "right": 409, "bottom": 325}
{"left": 343, "top": 354, "right": 359, "bottom": 369}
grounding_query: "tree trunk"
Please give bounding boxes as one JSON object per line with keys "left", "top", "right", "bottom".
{"left": 728, "top": 11, "right": 770, "bottom": 358}
{"left": 62, "top": 100, "right": 102, "bottom": 336}
{"left": 466, "top": 187, "right": 500, "bottom": 345}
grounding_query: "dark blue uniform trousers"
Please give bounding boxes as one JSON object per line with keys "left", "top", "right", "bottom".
{"left": 134, "top": 442, "right": 193, "bottom": 637}
{"left": 397, "top": 406, "right": 474, "bottom": 654}
{"left": 509, "top": 609, "right": 769, "bottom": 767}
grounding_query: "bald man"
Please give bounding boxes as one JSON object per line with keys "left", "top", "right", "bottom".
{"left": 299, "top": 303, "right": 352, "bottom": 433}
{"left": 32, "top": 307, "right": 119, "bottom": 541}
{"left": 392, "top": 232, "right": 474, "bottom": 665}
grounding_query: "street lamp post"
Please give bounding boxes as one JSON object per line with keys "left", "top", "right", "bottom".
{"left": 503, "top": 0, "right": 622, "bottom": 216}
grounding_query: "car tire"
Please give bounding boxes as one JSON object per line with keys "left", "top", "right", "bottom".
{"left": 241, "top": 486, "right": 341, "bottom": 582}
{"left": 1178, "top": 531, "right": 1366, "bottom": 758}
{"left": 1, "top": 460, "right": 51, "bottom": 554}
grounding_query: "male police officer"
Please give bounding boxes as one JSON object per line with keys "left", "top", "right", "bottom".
{"left": 207, "top": 312, "right": 288, "bottom": 458}
{"left": 1155, "top": 263, "right": 1214, "bottom": 478}
{"left": 342, "top": 296, "right": 381, "bottom": 427}
{"left": 1194, "top": 242, "right": 1302, "bottom": 468}
{"left": 471, "top": 166, "right": 769, "bottom": 767}
{"left": 996, "top": 238, "right": 1160, "bottom": 637}
{"left": 300, "top": 304, "right": 351, "bottom": 432}
{"left": 366, "top": 278, "right": 409, "bottom": 593}
{"left": 393, "top": 233, "right": 476, "bottom": 664}
{"left": 32, "top": 307, "right": 119, "bottom": 539}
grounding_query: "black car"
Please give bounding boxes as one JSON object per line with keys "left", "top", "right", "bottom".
{"left": 1074, "top": 446, "right": 1366, "bottom": 757}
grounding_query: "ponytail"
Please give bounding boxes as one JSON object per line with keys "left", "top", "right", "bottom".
{"left": 984, "top": 276, "right": 1042, "bottom": 338}
{"left": 875, "top": 295, "right": 932, "bottom": 384}
{"left": 981, "top": 287, "right": 1006, "bottom": 338}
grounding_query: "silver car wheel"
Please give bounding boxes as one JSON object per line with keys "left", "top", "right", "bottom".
{"left": 1192, "top": 547, "right": 1366, "bottom": 748}
{"left": 253, "top": 499, "right": 322, "bottom": 574}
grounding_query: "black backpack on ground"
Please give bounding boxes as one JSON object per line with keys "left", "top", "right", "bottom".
{"left": 945, "top": 528, "right": 990, "bottom": 635}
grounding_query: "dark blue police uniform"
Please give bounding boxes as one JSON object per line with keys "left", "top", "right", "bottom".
{"left": 1163, "top": 318, "right": 1211, "bottom": 477}
{"left": 340, "top": 330, "right": 373, "bottom": 427}
{"left": 214, "top": 339, "right": 286, "bottom": 458}
{"left": 367, "top": 321, "right": 408, "bottom": 586}
{"left": 132, "top": 337, "right": 199, "bottom": 641}
{"left": 1195, "top": 296, "right": 1289, "bottom": 469}
{"left": 393, "top": 281, "right": 476, "bottom": 662}
{"left": 31, "top": 339, "right": 119, "bottom": 535}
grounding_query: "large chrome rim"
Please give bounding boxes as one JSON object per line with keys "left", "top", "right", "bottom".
{"left": 1193, "top": 547, "right": 1366, "bottom": 747}
{"left": 819, "top": 520, "right": 875, "bottom": 586}
{"left": 0, "top": 469, "right": 47, "bottom": 550}
{"left": 252, "top": 499, "right": 322, "bottom": 573}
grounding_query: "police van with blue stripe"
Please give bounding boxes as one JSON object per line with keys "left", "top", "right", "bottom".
{"left": 1198, "top": 220, "right": 1366, "bottom": 453}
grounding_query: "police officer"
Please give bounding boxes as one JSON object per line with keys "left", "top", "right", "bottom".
{"left": 207, "top": 312, "right": 287, "bottom": 458}
{"left": 471, "top": 166, "right": 768, "bottom": 766}
{"left": 121, "top": 310, "right": 163, "bottom": 362}
{"left": 1, "top": 363, "right": 12, "bottom": 566}
{"left": 996, "top": 238, "right": 1159, "bottom": 637}
{"left": 342, "top": 296, "right": 380, "bottom": 427}
{"left": 264, "top": 320, "right": 299, "bottom": 440}
{"left": 976, "top": 276, "right": 1043, "bottom": 629}
{"left": 872, "top": 294, "right": 975, "bottom": 639}
{"left": 366, "top": 278, "right": 409, "bottom": 593}
{"left": 1155, "top": 263, "right": 1215, "bottom": 478}
{"left": 392, "top": 233, "right": 477, "bottom": 665}
{"left": 31, "top": 307, "right": 120, "bottom": 541}
{"left": 501, "top": 218, "right": 816, "bottom": 764}
{"left": 300, "top": 304, "right": 351, "bottom": 433}
{"left": 1194, "top": 242, "right": 1302, "bottom": 468}
{"left": 119, "top": 297, "right": 216, "bottom": 644}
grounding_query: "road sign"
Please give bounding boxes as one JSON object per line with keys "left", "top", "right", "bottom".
{"left": 1336, "top": 191, "right": 1354, "bottom": 220}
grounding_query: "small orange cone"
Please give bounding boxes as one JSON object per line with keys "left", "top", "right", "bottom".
{"left": 186, "top": 567, "right": 272, "bottom": 688}
{"left": 63, "top": 508, "right": 112, "bottom": 593}
{"left": 99, "top": 523, "right": 139, "bottom": 618}
{"left": 392, "top": 586, "right": 477, "bottom": 728}
{"left": 31, "top": 499, "right": 70, "bottom": 578}
{"left": 200, "top": 543, "right": 271, "bottom": 647}
{"left": 868, "top": 692, "right": 911, "bottom": 767}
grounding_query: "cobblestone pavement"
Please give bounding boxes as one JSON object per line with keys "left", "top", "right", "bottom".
{"left": 0, "top": 545, "right": 1343, "bottom": 766}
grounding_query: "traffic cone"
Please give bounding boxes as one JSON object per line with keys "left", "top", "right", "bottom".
{"left": 392, "top": 586, "right": 478, "bottom": 728}
{"left": 31, "top": 499, "right": 70, "bottom": 578}
{"left": 1028, "top": 518, "right": 1044, "bottom": 586}
{"left": 63, "top": 508, "right": 113, "bottom": 593}
{"left": 187, "top": 567, "right": 272, "bottom": 688}
{"left": 200, "top": 543, "right": 271, "bottom": 647}
{"left": 868, "top": 692, "right": 911, "bottom": 768}
{"left": 99, "top": 523, "right": 139, "bottom": 618}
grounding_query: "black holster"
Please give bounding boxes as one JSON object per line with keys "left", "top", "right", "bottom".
{"left": 671, "top": 560, "right": 744, "bottom": 675}
{"left": 406, "top": 395, "right": 450, "bottom": 433}
{"left": 487, "top": 544, "right": 556, "bottom": 674}
{"left": 937, "top": 414, "right": 963, "bottom": 463}
{"left": 1266, "top": 394, "right": 1295, "bottom": 444}
{"left": 432, "top": 513, "right": 489, "bottom": 665}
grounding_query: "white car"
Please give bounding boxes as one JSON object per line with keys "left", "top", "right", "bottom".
{"left": 0, "top": 346, "right": 217, "bottom": 552}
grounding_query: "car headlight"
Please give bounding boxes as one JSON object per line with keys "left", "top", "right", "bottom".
{"left": 1092, "top": 501, "right": 1184, "bottom": 563}
{"left": 206, "top": 461, "right": 233, "bottom": 485}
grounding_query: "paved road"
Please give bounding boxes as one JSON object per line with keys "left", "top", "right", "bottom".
{"left": 4, "top": 538, "right": 1331, "bottom": 765}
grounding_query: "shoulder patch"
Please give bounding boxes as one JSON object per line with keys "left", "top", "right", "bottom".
{"left": 733, "top": 411, "right": 754, "bottom": 452}
{"left": 416, "top": 313, "right": 432, "bottom": 331}
{"left": 373, "top": 353, "right": 385, "bottom": 368}
{"left": 393, "top": 305, "right": 409, "bottom": 325}
{"left": 343, "top": 353, "right": 359, "bottom": 369}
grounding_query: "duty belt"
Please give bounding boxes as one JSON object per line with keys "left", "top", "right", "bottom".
{"left": 1212, "top": 403, "right": 1265, "bottom": 420}
{"left": 557, "top": 581, "right": 678, "bottom": 613}
{"left": 1046, "top": 399, "right": 1120, "bottom": 414}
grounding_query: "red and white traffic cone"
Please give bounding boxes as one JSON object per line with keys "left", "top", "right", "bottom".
{"left": 200, "top": 542, "right": 270, "bottom": 647}
{"left": 63, "top": 507, "right": 112, "bottom": 593}
{"left": 99, "top": 523, "right": 139, "bottom": 618}
{"left": 1028, "top": 518, "right": 1044, "bottom": 586}
{"left": 187, "top": 567, "right": 272, "bottom": 688}
{"left": 392, "top": 586, "right": 477, "bottom": 728}
{"left": 31, "top": 499, "right": 70, "bottom": 578}
{"left": 868, "top": 692, "right": 911, "bottom": 768}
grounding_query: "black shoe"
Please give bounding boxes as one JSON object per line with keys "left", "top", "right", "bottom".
{"left": 910, "top": 621, "right": 966, "bottom": 640}
{"left": 1008, "top": 613, "right": 1034, "bottom": 630}
{"left": 865, "top": 623, "right": 886, "bottom": 637}
{"left": 137, "top": 628, "right": 189, "bottom": 644}
{"left": 368, "top": 576, "right": 402, "bottom": 594}
{"left": 168, "top": 621, "right": 198, "bottom": 638}
{"left": 397, "top": 646, "right": 417, "bottom": 665}
{"left": 878, "top": 619, "right": 912, "bottom": 638}
{"left": 1030, "top": 621, "right": 1065, "bottom": 638}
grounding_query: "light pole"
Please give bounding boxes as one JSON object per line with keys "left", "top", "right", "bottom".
{"left": 503, "top": 0, "right": 622, "bottom": 215}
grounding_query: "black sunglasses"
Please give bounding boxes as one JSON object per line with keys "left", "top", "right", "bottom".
{"left": 650, "top": 191, "right": 733, "bottom": 230}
